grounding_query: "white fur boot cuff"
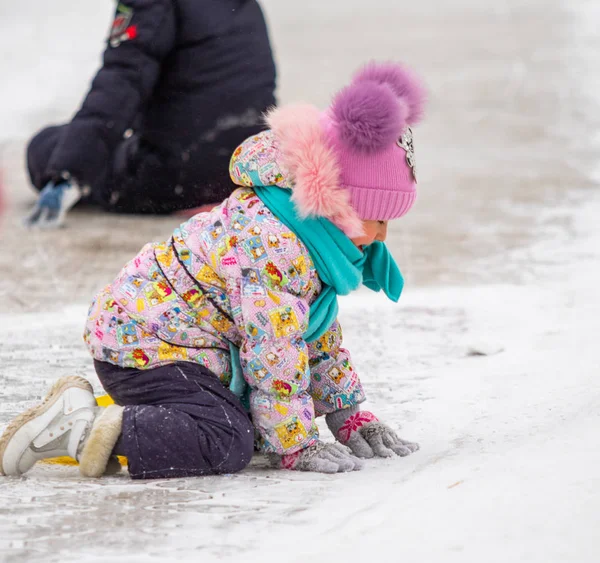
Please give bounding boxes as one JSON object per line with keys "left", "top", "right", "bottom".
{"left": 79, "top": 404, "right": 124, "bottom": 478}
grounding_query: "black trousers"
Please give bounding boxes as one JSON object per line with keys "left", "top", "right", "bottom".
{"left": 95, "top": 360, "right": 255, "bottom": 480}
{"left": 27, "top": 121, "right": 262, "bottom": 214}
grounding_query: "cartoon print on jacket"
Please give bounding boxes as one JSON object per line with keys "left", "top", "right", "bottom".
{"left": 85, "top": 132, "right": 367, "bottom": 455}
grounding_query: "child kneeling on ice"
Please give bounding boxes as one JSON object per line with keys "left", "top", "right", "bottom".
{"left": 1, "top": 62, "right": 426, "bottom": 479}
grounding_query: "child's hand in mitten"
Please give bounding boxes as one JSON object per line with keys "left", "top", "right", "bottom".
{"left": 272, "top": 441, "right": 364, "bottom": 473}
{"left": 24, "top": 175, "right": 82, "bottom": 229}
{"left": 326, "top": 406, "right": 419, "bottom": 459}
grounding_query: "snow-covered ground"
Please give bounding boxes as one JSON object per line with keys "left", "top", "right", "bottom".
{"left": 1, "top": 1, "right": 600, "bottom": 562}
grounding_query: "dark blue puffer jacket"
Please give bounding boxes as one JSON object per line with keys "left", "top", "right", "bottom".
{"left": 45, "top": 0, "right": 276, "bottom": 187}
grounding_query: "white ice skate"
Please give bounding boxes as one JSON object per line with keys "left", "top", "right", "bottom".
{"left": 0, "top": 376, "right": 123, "bottom": 477}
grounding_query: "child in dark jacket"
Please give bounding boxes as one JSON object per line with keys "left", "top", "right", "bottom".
{"left": 25, "top": 0, "right": 276, "bottom": 228}
{"left": 2, "top": 62, "right": 425, "bottom": 478}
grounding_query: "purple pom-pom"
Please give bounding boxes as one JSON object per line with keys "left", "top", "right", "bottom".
{"left": 331, "top": 82, "right": 407, "bottom": 153}
{"left": 353, "top": 62, "right": 426, "bottom": 125}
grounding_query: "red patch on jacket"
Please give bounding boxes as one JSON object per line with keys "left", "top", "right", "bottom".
{"left": 109, "top": 3, "right": 136, "bottom": 47}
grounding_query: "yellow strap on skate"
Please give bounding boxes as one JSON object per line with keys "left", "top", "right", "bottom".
{"left": 41, "top": 395, "right": 127, "bottom": 467}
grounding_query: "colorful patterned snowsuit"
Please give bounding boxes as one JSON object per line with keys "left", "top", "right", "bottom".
{"left": 85, "top": 182, "right": 366, "bottom": 454}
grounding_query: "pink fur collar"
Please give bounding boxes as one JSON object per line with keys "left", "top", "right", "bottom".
{"left": 265, "top": 104, "right": 364, "bottom": 238}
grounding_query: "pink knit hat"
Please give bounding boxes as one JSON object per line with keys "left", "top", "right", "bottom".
{"left": 230, "top": 62, "right": 426, "bottom": 237}
{"left": 322, "top": 62, "right": 425, "bottom": 222}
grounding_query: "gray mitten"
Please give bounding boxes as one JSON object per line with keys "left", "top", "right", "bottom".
{"left": 326, "top": 406, "right": 419, "bottom": 459}
{"left": 273, "top": 441, "right": 364, "bottom": 473}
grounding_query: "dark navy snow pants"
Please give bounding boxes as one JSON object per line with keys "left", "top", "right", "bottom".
{"left": 94, "top": 360, "right": 254, "bottom": 480}
{"left": 26, "top": 120, "right": 262, "bottom": 214}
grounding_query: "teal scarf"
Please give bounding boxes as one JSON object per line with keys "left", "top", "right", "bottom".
{"left": 228, "top": 186, "right": 404, "bottom": 404}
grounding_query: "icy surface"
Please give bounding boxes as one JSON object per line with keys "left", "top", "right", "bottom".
{"left": 1, "top": 0, "right": 600, "bottom": 562}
